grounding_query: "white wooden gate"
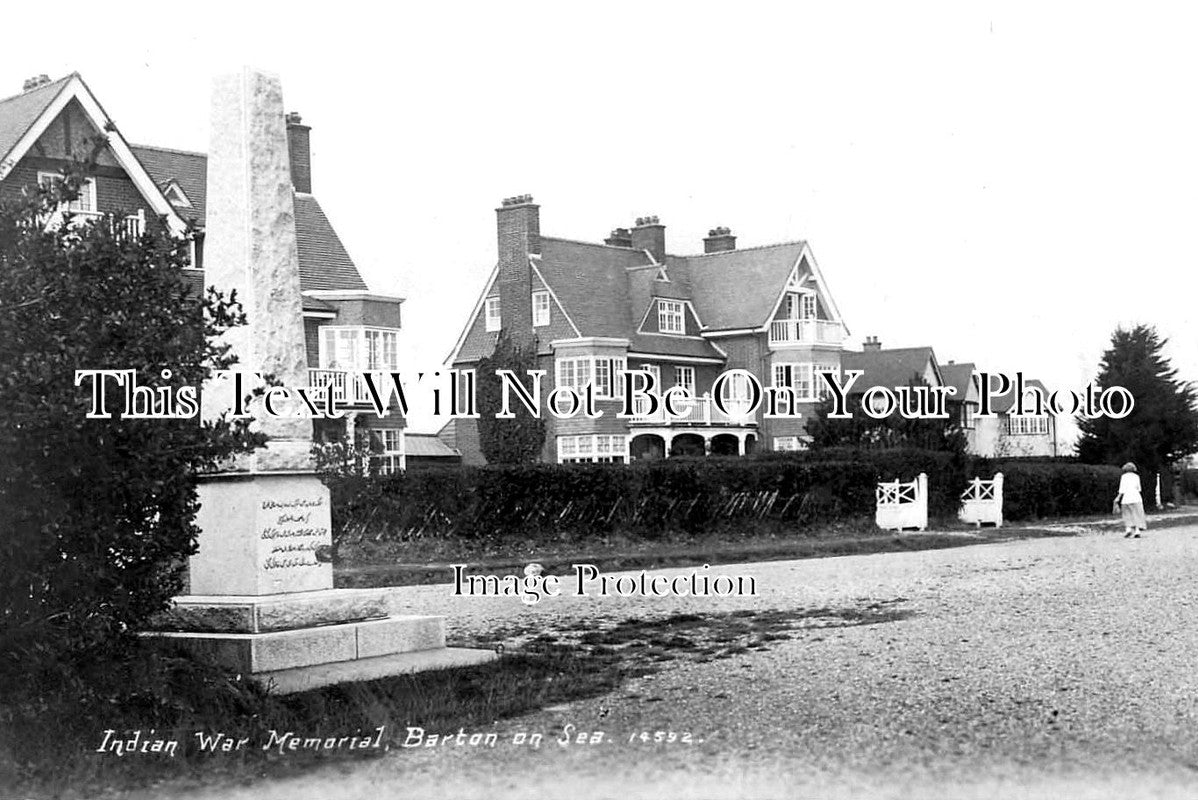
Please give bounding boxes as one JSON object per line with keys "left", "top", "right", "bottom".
{"left": 875, "top": 473, "right": 928, "bottom": 531}
{"left": 959, "top": 473, "right": 1003, "bottom": 528}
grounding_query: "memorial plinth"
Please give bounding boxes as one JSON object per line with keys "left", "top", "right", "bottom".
{"left": 146, "top": 68, "right": 495, "bottom": 692}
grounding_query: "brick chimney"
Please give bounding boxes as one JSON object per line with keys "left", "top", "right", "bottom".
{"left": 631, "top": 216, "right": 666, "bottom": 263}
{"left": 862, "top": 335, "right": 882, "bottom": 352}
{"left": 285, "top": 111, "right": 312, "bottom": 193}
{"left": 604, "top": 227, "right": 633, "bottom": 248}
{"left": 703, "top": 226, "right": 736, "bottom": 253}
{"left": 496, "top": 194, "right": 540, "bottom": 343}
{"left": 22, "top": 74, "right": 51, "bottom": 92}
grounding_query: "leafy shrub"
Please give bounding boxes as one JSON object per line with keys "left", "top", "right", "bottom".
{"left": 0, "top": 169, "right": 262, "bottom": 709}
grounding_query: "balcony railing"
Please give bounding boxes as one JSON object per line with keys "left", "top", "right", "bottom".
{"left": 768, "top": 318, "right": 845, "bottom": 346}
{"left": 48, "top": 208, "right": 145, "bottom": 238}
{"left": 308, "top": 369, "right": 383, "bottom": 407}
{"left": 630, "top": 394, "right": 756, "bottom": 427}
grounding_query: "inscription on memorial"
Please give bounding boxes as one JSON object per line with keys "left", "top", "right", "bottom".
{"left": 258, "top": 497, "right": 330, "bottom": 571}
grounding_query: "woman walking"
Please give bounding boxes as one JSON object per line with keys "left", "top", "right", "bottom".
{"left": 1116, "top": 462, "right": 1147, "bottom": 538}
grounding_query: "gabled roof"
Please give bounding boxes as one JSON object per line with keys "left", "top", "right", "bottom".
{"left": 989, "top": 378, "right": 1051, "bottom": 414}
{"left": 405, "top": 433, "right": 460, "bottom": 458}
{"left": 940, "top": 362, "right": 978, "bottom": 401}
{"left": 0, "top": 75, "right": 73, "bottom": 170}
{"left": 674, "top": 241, "right": 807, "bottom": 331}
{"left": 535, "top": 237, "right": 649, "bottom": 337}
{"left": 131, "top": 145, "right": 367, "bottom": 292}
{"left": 842, "top": 347, "right": 941, "bottom": 392}
{"left": 0, "top": 73, "right": 185, "bottom": 236}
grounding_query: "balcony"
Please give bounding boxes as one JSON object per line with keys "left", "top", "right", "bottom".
{"left": 630, "top": 394, "right": 756, "bottom": 427}
{"left": 48, "top": 208, "right": 145, "bottom": 238}
{"left": 308, "top": 369, "right": 383, "bottom": 407}
{"left": 768, "top": 318, "right": 844, "bottom": 346}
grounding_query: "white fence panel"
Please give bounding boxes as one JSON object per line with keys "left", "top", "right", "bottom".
{"left": 959, "top": 473, "right": 1003, "bottom": 528}
{"left": 875, "top": 472, "right": 928, "bottom": 531}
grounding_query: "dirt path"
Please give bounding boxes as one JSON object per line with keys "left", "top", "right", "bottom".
{"left": 163, "top": 524, "right": 1198, "bottom": 799}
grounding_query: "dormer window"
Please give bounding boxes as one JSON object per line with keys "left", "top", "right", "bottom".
{"left": 532, "top": 290, "right": 550, "bottom": 327}
{"left": 485, "top": 297, "right": 501, "bottom": 332}
{"left": 657, "top": 299, "right": 684, "bottom": 334}
{"left": 163, "top": 180, "right": 192, "bottom": 208}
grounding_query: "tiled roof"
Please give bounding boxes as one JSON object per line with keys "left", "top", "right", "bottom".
{"left": 535, "top": 237, "right": 650, "bottom": 337}
{"left": 405, "top": 433, "right": 460, "bottom": 458}
{"left": 940, "top": 362, "right": 977, "bottom": 401}
{"left": 131, "top": 145, "right": 208, "bottom": 225}
{"left": 627, "top": 333, "right": 724, "bottom": 360}
{"left": 130, "top": 145, "right": 368, "bottom": 293}
{"left": 989, "top": 378, "right": 1050, "bottom": 414}
{"left": 0, "top": 75, "right": 72, "bottom": 167}
{"left": 294, "top": 194, "right": 368, "bottom": 291}
{"left": 674, "top": 242, "right": 807, "bottom": 331}
{"left": 842, "top": 347, "right": 939, "bottom": 392}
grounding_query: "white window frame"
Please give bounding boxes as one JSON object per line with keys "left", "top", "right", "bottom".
{"left": 557, "top": 434, "right": 629, "bottom": 464}
{"left": 657, "top": 299, "right": 684, "bottom": 334}
{"left": 318, "top": 326, "right": 400, "bottom": 371}
{"left": 532, "top": 290, "right": 550, "bottom": 327}
{"left": 39, "top": 171, "right": 97, "bottom": 214}
{"left": 556, "top": 356, "right": 627, "bottom": 399}
{"left": 1006, "top": 415, "right": 1049, "bottom": 436}
{"left": 772, "top": 362, "right": 813, "bottom": 400}
{"left": 485, "top": 297, "right": 502, "bottom": 332}
{"left": 633, "top": 364, "right": 661, "bottom": 415}
{"left": 674, "top": 366, "right": 695, "bottom": 397}
{"left": 370, "top": 429, "right": 405, "bottom": 474}
{"left": 961, "top": 402, "right": 976, "bottom": 430}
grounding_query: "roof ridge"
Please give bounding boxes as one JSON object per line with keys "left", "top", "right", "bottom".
{"left": 130, "top": 142, "right": 208, "bottom": 158}
{"left": 0, "top": 73, "right": 74, "bottom": 107}
{"left": 541, "top": 235, "right": 641, "bottom": 252}
{"left": 678, "top": 240, "right": 807, "bottom": 258}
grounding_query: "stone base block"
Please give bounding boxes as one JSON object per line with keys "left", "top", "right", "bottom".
{"left": 148, "top": 614, "right": 446, "bottom": 673}
{"left": 258, "top": 648, "right": 499, "bottom": 694}
{"left": 148, "top": 588, "right": 395, "bottom": 634}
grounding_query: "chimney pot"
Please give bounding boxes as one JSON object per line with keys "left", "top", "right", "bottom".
{"left": 605, "top": 227, "right": 633, "bottom": 248}
{"left": 22, "top": 74, "right": 51, "bottom": 92}
{"left": 630, "top": 215, "right": 666, "bottom": 262}
{"left": 703, "top": 226, "right": 736, "bottom": 253}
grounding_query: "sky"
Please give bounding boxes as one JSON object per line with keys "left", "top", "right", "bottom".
{"left": 2, "top": 2, "right": 1195, "bottom": 439}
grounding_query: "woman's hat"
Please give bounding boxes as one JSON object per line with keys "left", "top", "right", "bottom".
{"left": 1122, "top": 462, "right": 1137, "bottom": 473}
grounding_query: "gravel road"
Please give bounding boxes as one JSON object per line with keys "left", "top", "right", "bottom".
{"left": 168, "top": 524, "right": 1198, "bottom": 799}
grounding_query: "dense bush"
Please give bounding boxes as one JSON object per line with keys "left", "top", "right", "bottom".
{"left": 995, "top": 461, "right": 1122, "bottom": 521}
{"left": 0, "top": 169, "right": 262, "bottom": 708}
{"left": 1183, "top": 469, "right": 1198, "bottom": 502}
{"left": 327, "top": 447, "right": 989, "bottom": 546}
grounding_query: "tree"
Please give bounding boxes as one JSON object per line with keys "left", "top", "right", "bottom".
{"left": 1076, "top": 325, "right": 1198, "bottom": 503}
{"left": 0, "top": 166, "right": 263, "bottom": 691}
{"left": 475, "top": 332, "right": 546, "bottom": 464}
{"left": 805, "top": 376, "right": 968, "bottom": 455}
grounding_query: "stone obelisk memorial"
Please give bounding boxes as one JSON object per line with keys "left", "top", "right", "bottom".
{"left": 150, "top": 68, "right": 494, "bottom": 692}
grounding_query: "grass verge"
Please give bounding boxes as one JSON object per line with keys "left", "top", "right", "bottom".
{"left": 2, "top": 601, "right": 910, "bottom": 799}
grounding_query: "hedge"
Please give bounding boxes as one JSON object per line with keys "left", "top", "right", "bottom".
{"left": 329, "top": 448, "right": 982, "bottom": 546}
{"left": 993, "top": 461, "right": 1123, "bottom": 521}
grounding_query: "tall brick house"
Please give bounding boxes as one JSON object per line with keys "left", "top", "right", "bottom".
{"left": 0, "top": 73, "right": 406, "bottom": 470}
{"left": 446, "top": 195, "right": 850, "bottom": 464}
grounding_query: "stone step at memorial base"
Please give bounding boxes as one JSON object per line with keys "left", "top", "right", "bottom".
{"left": 145, "top": 588, "right": 498, "bottom": 693}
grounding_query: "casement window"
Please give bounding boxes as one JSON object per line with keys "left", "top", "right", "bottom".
{"left": 961, "top": 402, "right": 976, "bottom": 430}
{"left": 558, "top": 434, "right": 628, "bottom": 464}
{"left": 673, "top": 366, "right": 695, "bottom": 396}
{"left": 772, "top": 362, "right": 836, "bottom": 402}
{"left": 556, "top": 356, "right": 627, "bottom": 399}
{"left": 370, "top": 429, "right": 405, "bottom": 474}
{"left": 783, "top": 291, "right": 817, "bottom": 320}
{"left": 485, "top": 297, "right": 501, "bottom": 332}
{"left": 38, "top": 171, "right": 96, "bottom": 213}
{"left": 719, "top": 372, "right": 754, "bottom": 415}
{"left": 532, "top": 290, "right": 550, "bottom": 327}
{"left": 657, "top": 299, "right": 684, "bottom": 334}
{"left": 1005, "top": 415, "right": 1049, "bottom": 436}
{"left": 319, "top": 327, "right": 400, "bottom": 371}
{"left": 633, "top": 364, "right": 661, "bottom": 415}
{"left": 773, "top": 436, "right": 805, "bottom": 452}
